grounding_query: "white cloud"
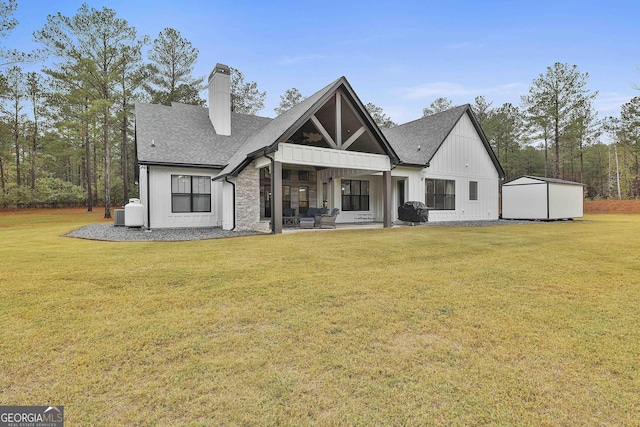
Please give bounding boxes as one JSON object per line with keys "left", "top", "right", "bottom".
{"left": 595, "top": 92, "right": 637, "bottom": 117}
{"left": 398, "top": 81, "right": 528, "bottom": 100}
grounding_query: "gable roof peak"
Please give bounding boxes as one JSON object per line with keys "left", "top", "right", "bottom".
{"left": 382, "top": 103, "right": 504, "bottom": 177}
{"left": 215, "top": 75, "right": 399, "bottom": 179}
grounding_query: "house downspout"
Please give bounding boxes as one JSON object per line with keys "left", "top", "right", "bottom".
{"left": 146, "top": 165, "right": 151, "bottom": 229}
{"left": 546, "top": 181, "right": 550, "bottom": 220}
{"left": 264, "top": 149, "right": 276, "bottom": 234}
{"left": 224, "top": 176, "right": 236, "bottom": 231}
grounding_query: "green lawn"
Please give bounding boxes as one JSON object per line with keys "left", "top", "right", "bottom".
{"left": 1, "top": 209, "right": 639, "bottom": 426}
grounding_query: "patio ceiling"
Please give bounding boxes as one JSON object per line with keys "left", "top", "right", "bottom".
{"left": 283, "top": 90, "right": 385, "bottom": 156}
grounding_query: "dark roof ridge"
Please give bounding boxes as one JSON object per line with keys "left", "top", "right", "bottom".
{"left": 394, "top": 103, "right": 469, "bottom": 128}
{"left": 166, "top": 101, "right": 273, "bottom": 122}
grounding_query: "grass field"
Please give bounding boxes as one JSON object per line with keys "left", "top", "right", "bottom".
{"left": 1, "top": 209, "right": 639, "bottom": 426}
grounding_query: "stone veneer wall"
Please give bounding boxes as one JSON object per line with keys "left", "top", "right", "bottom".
{"left": 235, "top": 160, "right": 271, "bottom": 232}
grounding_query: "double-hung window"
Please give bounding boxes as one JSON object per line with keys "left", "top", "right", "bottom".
{"left": 341, "top": 180, "right": 370, "bottom": 211}
{"left": 425, "top": 179, "right": 455, "bottom": 210}
{"left": 171, "top": 175, "right": 211, "bottom": 213}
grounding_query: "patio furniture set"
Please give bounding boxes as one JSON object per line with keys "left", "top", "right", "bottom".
{"left": 283, "top": 207, "right": 340, "bottom": 229}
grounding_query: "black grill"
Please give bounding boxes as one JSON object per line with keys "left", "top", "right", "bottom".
{"left": 398, "top": 201, "right": 429, "bottom": 223}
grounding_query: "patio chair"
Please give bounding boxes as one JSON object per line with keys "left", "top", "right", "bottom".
{"left": 283, "top": 208, "right": 297, "bottom": 227}
{"left": 319, "top": 208, "right": 340, "bottom": 229}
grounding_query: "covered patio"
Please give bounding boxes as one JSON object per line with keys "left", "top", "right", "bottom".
{"left": 219, "top": 78, "right": 401, "bottom": 234}
{"left": 255, "top": 143, "right": 394, "bottom": 233}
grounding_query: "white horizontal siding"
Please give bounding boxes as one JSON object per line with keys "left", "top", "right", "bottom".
{"left": 147, "top": 166, "right": 223, "bottom": 229}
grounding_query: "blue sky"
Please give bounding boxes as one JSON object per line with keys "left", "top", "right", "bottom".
{"left": 9, "top": 0, "right": 640, "bottom": 123}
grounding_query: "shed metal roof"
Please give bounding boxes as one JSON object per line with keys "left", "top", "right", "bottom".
{"left": 503, "top": 176, "right": 584, "bottom": 186}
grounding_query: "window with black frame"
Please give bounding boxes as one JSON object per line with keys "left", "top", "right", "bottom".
{"left": 425, "top": 178, "right": 455, "bottom": 210}
{"left": 469, "top": 181, "right": 478, "bottom": 201}
{"left": 171, "top": 175, "right": 211, "bottom": 213}
{"left": 283, "top": 185, "right": 291, "bottom": 210}
{"left": 341, "top": 180, "right": 369, "bottom": 211}
{"left": 298, "top": 186, "right": 309, "bottom": 215}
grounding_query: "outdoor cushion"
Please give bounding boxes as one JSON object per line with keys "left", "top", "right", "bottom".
{"left": 299, "top": 217, "right": 314, "bottom": 229}
{"left": 302, "top": 207, "right": 327, "bottom": 218}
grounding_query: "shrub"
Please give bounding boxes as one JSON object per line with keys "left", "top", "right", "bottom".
{"left": 34, "top": 177, "right": 86, "bottom": 207}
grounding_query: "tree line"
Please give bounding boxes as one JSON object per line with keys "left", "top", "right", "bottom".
{"left": 1, "top": 2, "right": 638, "bottom": 218}
{"left": 0, "top": 1, "right": 265, "bottom": 217}
{"left": 365, "top": 63, "right": 639, "bottom": 199}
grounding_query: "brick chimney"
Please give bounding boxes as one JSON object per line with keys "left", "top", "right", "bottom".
{"left": 208, "top": 63, "right": 231, "bottom": 136}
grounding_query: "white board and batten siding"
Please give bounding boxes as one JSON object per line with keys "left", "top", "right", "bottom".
{"left": 140, "top": 165, "right": 223, "bottom": 228}
{"left": 423, "top": 113, "right": 500, "bottom": 222}
{"left": 501, "top": 176, "right": 583, "bottom": 220}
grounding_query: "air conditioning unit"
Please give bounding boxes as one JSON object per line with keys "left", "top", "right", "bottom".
{"left": 114, "top": 209, "right": 125, "bottom": 226}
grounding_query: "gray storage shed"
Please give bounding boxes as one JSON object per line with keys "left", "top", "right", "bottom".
{"left": 502, "top": 176, "right": 584, "bottom": 220}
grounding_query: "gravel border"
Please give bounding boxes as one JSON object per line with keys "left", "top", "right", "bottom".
{"left": 65, "top": 224, "right": 264, "bottom": 242}
{"left": 65, "top": 219, "right": 574, "bottom": 242}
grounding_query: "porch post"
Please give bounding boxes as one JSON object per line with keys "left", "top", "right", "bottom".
{"left": 383, "top": 170, "right": 392, "bottom": 228}
{"left": 272, "top": 160, "right": 283, "bottom": 234}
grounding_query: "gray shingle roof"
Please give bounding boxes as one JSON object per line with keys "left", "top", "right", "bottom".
{"left": 135, "top": 83, "right": 502, "bottom": 179}
{"left": 382, "top": 104, "right": 469, "bottom": 166}
{"left": 135, "top": 102, "right": 271, "bottom": 167}
{"left": 383, "top": 104, "right": 504, "bottom": 177}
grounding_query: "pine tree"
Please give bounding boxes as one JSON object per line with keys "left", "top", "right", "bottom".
{"left": 422, "top": 97, "right": 455, "bottom": 117}
{"left": 35, "top": 4, "right": 140, "bottom": 218}
{"left": 274, "top": 88, "right": 305, "bottom": 115}
{"left": 144, "top": 28, "right": 204, "bottom": 106}
{"left": 230, "top": 67, "right": 266, "bottom": 115}
{"left": 522, "top": 63, "right": 598, "bottom": 179}
{"left": 365, "top": 102, "right": 396, "bottom": 129}
{"left": 0, "top": 66, "right": 25, "bottom": 188}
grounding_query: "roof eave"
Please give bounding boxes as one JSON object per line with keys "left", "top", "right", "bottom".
{"left": 397, "top": 161, "right": 428, "bottom": 169}
{"left": 137, "top": 160, "right": 226, "bottom": 169}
